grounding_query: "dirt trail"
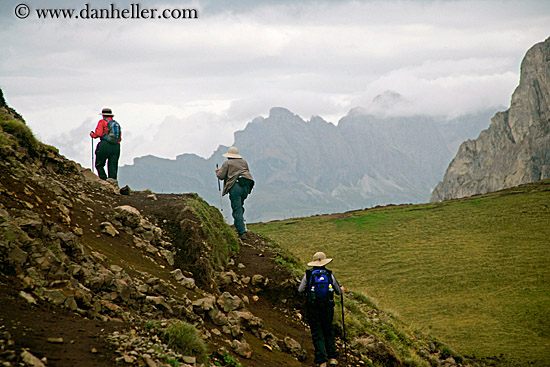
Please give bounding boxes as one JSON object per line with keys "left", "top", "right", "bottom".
{"left": 120, "top": 192, "right": 323, "bottom": 367}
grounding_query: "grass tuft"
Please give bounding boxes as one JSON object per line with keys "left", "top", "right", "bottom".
{"left": 186, "top": 194, "right": 240, "bottom": 268}
{"left": 161, "top": 321, "right": 209, "bottom": 365}
{"left": 0, "top": 114, "right": 39, "bottom": 154}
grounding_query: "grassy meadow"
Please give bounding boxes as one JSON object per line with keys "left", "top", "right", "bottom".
{"left": 249, "top": 180, "right": 550, "bottom": 366}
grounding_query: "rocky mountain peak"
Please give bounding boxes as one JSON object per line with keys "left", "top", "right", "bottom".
{"left": 508, "top": 36, "right": 550, "bottom": 142}
{"left": 372, "top": 90, "right": 405, "bottom": 109}
{"left": 431, "top": 37, "right": 550, "bottom": 202}
{"left": 309, "top": 115, "right": 330, "bottom": 125}
{"left": 268, "top": 106, "right": 299, "bottom": 121}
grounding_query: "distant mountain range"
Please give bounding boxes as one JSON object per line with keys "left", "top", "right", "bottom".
{"left": 119, "top": 104, "right": 496, "bottom": 222}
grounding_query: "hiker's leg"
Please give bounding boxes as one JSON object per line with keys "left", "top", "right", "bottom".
{"left": 308, "top": 310, "right": 328, "bottom": 364}
{"left": 107, "top": 143, "right": 120, "bottom": 179}
{"left": 323, "top": 306, "right": 339, "bottom": 360}
{"left": 229, "top": 184, "right": 246, "bottom": 235}
{"left": 242, "top": 183, "right": 250, "bottom": 202}
{"left": 241, "top": 188, "right": 248, "bottom": 214}
{"left": 240, "top": 185, "right": 249, "bottom": 226}
{"left": 95, "top": 141, "right": 108, "bottom": 180}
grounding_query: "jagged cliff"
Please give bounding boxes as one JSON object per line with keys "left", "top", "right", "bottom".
{"left": 431, "top": 37, "right": 550, "bottom": 202}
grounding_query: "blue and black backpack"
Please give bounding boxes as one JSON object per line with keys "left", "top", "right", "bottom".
{"left": 307, "top": 268, "right": 334, "bottom": 304}
{"left": 104, "top": 119, "right": 121, "bottom": 144}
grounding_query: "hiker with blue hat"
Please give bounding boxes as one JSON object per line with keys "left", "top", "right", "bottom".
{"left": 298, "top": 251, "right": 345, "bottom": 366}
{"left": 215, "top": 146, "right": 254, "bottom": 240}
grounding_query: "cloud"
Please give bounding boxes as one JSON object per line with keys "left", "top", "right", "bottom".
{"left": 1, "top": 0, "right": 549, "bottom": 167}
{"left": 355, "top": 57, "right": 519, "bottom": 117}
{"left": 49, "top": 118, "right": 96, "bottom": 168}
{"left": 125, "top": 111, "right": 239, "bottom": 162}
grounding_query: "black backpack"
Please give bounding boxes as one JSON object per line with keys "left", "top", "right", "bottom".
{"left": 237, "top": 175, "right": 255, "bottom": 192}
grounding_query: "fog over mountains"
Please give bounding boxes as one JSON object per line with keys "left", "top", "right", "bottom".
{"left": 119, "top": 99, "right": 496, "bottom": 222}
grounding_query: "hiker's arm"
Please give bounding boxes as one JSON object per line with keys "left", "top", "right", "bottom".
{"left": 332, "top": 274, "right": 343, "bottom": 295}
{"left": 216, "top": 161, "right": 228, "bottom": 180}
{"left": 90, "top": 120, "right": 106, "bottom": 138}
{"left": 297, "top": 274, "right": 307, "bottom": 293}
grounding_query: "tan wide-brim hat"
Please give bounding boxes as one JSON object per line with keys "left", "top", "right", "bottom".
{"left": 307, "top": 252, "right": 333, "bottom": 267}
{"left": 223, "top": 146, "right": 242, "bottom": 158}
{"left": 99, "top": 107, "right": 114, "bottom": 117}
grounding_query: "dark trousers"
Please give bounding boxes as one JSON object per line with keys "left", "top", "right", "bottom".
{"left": 229, "top": 182, "right": 250, "bottom": 235}
{"left": 95, "top": 140, "right": 120, "bottom": 180}
{"left": 307, "top": 303, "right": 339, "bottom": 364}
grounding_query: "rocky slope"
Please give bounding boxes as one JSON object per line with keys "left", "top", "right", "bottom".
{"left": 119, "top": 106, "right": 494, "bottom": 222}
{"left": 0, "top": 90, "right": 490, "bottom": 367}
{"left": 431, "top": 37, "right": 550, "bottom": 202}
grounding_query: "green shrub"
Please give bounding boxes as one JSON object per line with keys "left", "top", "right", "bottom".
{"left": 187, "top": 194, "right": 240, "bottom": 265}
{"left": 0, "top": 116, "right": 39, "bottom": 153}
{"left": 162, "top": 321, "right": 209, "bottom": 364}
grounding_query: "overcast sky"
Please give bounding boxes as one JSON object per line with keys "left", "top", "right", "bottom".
{"left": 1, "top": 0, "right": 549, "bottom": 167}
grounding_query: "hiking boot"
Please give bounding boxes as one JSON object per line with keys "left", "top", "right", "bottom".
{"left": 238, "top": 232, "right": 247, "bottom": 240}
{"left": 329, "top": 358, "right": 338, "bottom": 365}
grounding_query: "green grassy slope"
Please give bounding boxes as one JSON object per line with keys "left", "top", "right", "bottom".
{"left": 250, "top": 181, "right": 550, "bottom": 366}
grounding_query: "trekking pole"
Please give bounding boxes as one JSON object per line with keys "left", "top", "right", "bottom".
{"left": 300, "top": 320, "right": 307, "bottom": 350}
{"left": 91, "top": 136, "right": 95, "bottom": 173}
{"left": 341, "top": 292, "right": 348, "bottom": 365}
{"left": 216, "top": 164, "right": 223, "bottom": 213}
{"left": 300, "top": 287, "right": 310, "bottom": 351}
{"left": 300, "top": 295, "right": 307, "bottom": 349}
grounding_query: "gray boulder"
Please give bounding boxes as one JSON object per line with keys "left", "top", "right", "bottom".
{"left": 217, "top": 292, "right": 242, "bottom": 313}
{"left": 114, "top": 205, "right": 142, "bottom": 228}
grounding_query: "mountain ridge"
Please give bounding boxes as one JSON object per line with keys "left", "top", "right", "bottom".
{"left": 120, "top": 105, "right": 496, "bottom": 222}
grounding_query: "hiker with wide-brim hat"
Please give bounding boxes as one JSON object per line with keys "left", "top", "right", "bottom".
{"left": 215, "top": 146, "right": 255, "bottom": 240}
{"left": 90, "top": 107, "right": 122, "bottom": 180}
{"left": 298, "top": 252, "right": 345, "bottom": 366}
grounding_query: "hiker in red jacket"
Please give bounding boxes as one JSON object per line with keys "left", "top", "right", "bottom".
{"left": 90, "top": 108, "right": 121, "bottom": 180}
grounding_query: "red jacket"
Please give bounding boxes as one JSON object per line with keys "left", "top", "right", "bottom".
{"left": 91, "top": 118, "right": 112, "bottom": 139}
